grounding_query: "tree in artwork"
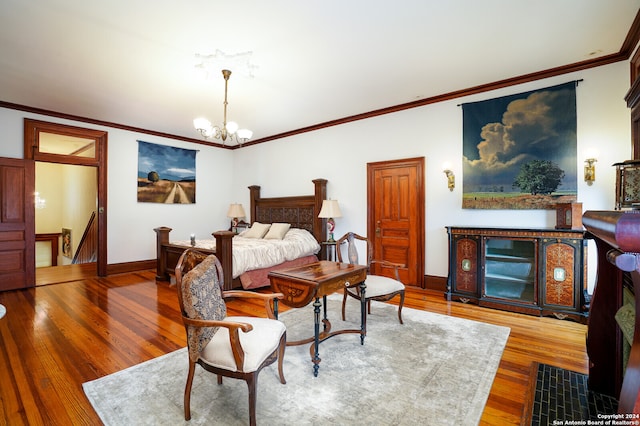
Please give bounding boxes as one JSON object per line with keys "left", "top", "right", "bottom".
{"left": 512, "top": 160, "right": 565, "bottom": 195}
{"left": 147, "top": 171, "right": 160, "bottom": 184}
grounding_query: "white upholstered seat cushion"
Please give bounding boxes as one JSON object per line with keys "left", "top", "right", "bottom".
{"left": 360, "top": 275, "right": 405, "bottom": 298}
{"left": 199, "top": 316, "right": 286, "bottom": 373}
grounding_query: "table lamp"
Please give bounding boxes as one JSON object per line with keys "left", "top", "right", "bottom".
{"left": 227, "top": 203, "right": 246, "bottom": 232}
{"left": 318, "top": 199, "right": 342, "bottom": 242}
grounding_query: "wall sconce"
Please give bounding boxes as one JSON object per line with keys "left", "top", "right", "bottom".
{"left": 442, "top": 163, "right": 455, "bottom": 191}
{"left": 584, "top": 158, "right": 597, "bottom": 185}
{"left": 34, "top": 192, "right": 46, "bottom": 209}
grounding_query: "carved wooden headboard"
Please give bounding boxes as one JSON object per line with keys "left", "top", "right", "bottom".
{"left": 248, "top": 178, "right": 327, "bottom": 244}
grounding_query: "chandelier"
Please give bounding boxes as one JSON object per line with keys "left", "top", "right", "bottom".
{"left": 193, "top": 69, "right": 253, "bottom": 145}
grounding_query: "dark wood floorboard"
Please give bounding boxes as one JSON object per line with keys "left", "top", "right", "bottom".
{"left": 0, "top": 269, "right": 588, "bottom": 425}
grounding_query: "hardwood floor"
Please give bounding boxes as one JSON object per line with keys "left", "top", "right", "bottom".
{"left": 35, "top": 263, "right": 97, "bottom": 286}
{"left": 0, "top": 269, "right": 588, "bottom": 425}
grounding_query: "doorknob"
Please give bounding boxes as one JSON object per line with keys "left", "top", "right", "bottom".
{"left": 375, "top": 221, "right": 381, "bottom": 236}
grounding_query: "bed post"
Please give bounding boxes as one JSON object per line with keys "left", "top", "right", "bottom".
{"left": 214, "top": 230, "right": 235, "bottom": 290}
{"left": 248, "top": 185, "right": 261, "bottom": 223}
{"left": 154, "top": 226, "right": 171, "bottom": 281}
{"left": 312, "top": 178, "right": 327, "bottom": 244}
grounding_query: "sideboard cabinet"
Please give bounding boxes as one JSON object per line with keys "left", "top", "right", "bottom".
{"left": 446, "top": 226, "right": 588, "bottom": 322}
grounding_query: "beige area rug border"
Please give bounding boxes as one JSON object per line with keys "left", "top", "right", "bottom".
{"left": 84, "top": 295, "right": 510, "bottom": 425}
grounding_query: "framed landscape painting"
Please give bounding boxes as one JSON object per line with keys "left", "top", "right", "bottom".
{"left": 137, "top": 141, "right": 197, "bottom": 204}
{"left": 461, "top": 81, "right": 578, "bottom": 209}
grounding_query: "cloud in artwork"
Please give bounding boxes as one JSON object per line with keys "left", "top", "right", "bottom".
{"left": 137, "top": 141, "right": 197, "bottom": 181}
{"left": 463, "top": 87, "right": 576, "bottom": 191}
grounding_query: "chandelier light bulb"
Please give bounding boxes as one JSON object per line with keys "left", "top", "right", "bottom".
{"left": 237, "top": 128, "right": 253, "bottom": 140}
{"left": 225, "top": 121, "right": 239, "bottom": 134}
{"left": 193, "top": 117, "right": 211, "bottom": 131}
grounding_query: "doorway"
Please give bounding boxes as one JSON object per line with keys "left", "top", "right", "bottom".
{"left": 367, "top": 157, "right": 425, "bottom": 287}
{"left": 35, "top": 161, "right": 97, "bottom": 283}
{"left": 24, "top": 119, "right": 108, "bottom": 282}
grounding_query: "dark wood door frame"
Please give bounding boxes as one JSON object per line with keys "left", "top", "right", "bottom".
{"left": 23, "top": 119, "right": 108, "bottom": 277}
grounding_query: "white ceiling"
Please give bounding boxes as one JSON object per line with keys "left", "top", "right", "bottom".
{"left": 0, "top": 0, "right": 638, "bottom": 145}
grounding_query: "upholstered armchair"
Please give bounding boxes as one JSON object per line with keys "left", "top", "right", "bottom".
{"left": 336, "top": 232, "right": 405, "bottom": 324}
{"left": 175, "top": 249, "right": 286, "bottom": 426}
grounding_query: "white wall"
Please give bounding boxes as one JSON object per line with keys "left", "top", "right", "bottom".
{"left": 105, "top": 127, "right": 234, "bottom": 264}
{"left": 230, "top": 62, "right": 631, "bottom": 290}
{"left": 35, "top": 162, "right": 64, "bottom": 234}
{"left": 0, "top": 61, "right": 631, "bottom": 285}
{"left": 0, "top": 108, "right": 234, "bottom": 265}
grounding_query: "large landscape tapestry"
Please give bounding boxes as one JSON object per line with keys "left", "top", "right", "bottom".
{"left": 137, "top": 141, "right": 197, "bottom": 204}
{"left": 462, "top": 81, "right": 578, "bottom": 209}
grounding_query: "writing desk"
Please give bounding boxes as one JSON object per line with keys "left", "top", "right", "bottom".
{"left": 268, "top": 261, "right": 367, "bottom": 376}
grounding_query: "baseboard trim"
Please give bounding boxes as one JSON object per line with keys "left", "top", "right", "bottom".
{"left": 425, "top": 274, "right": 447, "bottom": 292}
{"left": 106, "top": 259, "right": 156, "bottom": 275}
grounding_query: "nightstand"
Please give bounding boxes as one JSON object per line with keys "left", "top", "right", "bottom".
{"left": 231, "top": 220, "right": 249, "bottom": 234}
{"left": 320, "top": 241, "right": 337, "bottom": 261}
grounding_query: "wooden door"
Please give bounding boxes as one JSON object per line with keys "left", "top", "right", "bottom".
{"left": 0, "top": 157, "right": 35, "bottom": 290}
{"left": 367, "top": 157, "right": 425, "bottom": 287}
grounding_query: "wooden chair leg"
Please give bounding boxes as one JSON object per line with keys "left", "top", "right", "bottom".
{"left": 246, "top": 374, "right": 257, "bottom": 426}
{"left": 397, "top": 291, "right": 405, "bottom": 325}
{"left": 341, "top": 290, "right": 348, "bottom": 321}
{"left": 277, "top": 334, "right": 287, "bottom": 384}
{"left": 184, "top": 361, "right": 196, "bottom": 420}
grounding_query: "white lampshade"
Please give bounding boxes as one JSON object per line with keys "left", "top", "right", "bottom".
{"left": 318, "top": 199, "right": 342, "bottom": 218}
{"left": 225, "top": 121, "right": 239, "bottom": 134}
{"left": 227, "top": 203, "right": 246, "bottom": 218}
{"left": 236, "top": 128, "right": 253, "bottom": 140}
{"left": 193, "top": 117, "right": 211, "bottom": 131}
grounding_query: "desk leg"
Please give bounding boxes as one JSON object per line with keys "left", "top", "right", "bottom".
{"left": 322, "top": 295, "right": 328, "bottom": 331}
{"left": 360, "top": 281, "right": 367, "bottom": 345}
{"left": 313, "top": 297, "right": 321, "bottom": 377}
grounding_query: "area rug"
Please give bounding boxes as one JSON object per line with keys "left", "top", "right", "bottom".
{"left": 83, "top": 296, "right": 510, "bottom": 425}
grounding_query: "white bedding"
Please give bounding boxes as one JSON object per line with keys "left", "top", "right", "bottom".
{"left": 172, "top": 228, "right": 320, "bottom": 278}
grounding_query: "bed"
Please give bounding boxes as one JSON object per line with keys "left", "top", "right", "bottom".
{"left": 154, "top": 178, "right": 327, "bottom": 290}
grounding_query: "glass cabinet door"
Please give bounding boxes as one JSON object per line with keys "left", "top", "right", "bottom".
{"left": 483, "top": 237, "right": 537, "bottom": 303}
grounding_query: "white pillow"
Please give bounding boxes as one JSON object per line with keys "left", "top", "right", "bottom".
{"left": 264, "top": 223, "right": 291, "bottom": 240}
{"left": 243, "top": 222, "right": 271, "bottom": 238}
